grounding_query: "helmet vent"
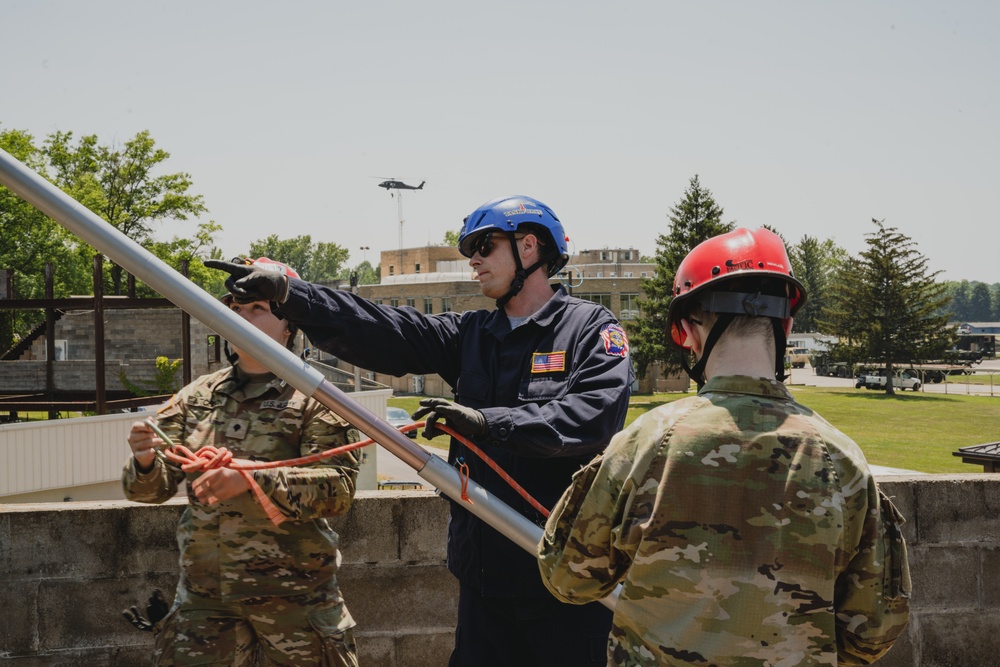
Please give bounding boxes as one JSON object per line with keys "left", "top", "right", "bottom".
{"left": 711, "top": 266, "right": 721, "bottom": 276}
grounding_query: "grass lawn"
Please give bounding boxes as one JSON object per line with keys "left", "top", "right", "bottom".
{"left": 391, "top": 387, "right": 999, "bottom": 474}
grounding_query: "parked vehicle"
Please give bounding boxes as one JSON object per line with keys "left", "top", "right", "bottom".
{"left": 784, "top": 347, "right": 810, "bottom": 369}
{"left": 811, "top": 354, "right": 853, "bottom": 378}
{"left": 386, "top": 406, "right": 418, "bottom": 438}
{"left": 855, "top": 369, "right": 922, "bottom": 391}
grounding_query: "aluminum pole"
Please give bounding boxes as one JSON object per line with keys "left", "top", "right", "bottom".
{"left": 0, "top": 147, "right": 619, "bottom": 609}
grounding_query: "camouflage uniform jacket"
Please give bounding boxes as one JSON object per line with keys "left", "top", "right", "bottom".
{"left": 122, "top": 365, "right": 361, "bottom": 603}
{"left": 538, "top": 375, "right": 910, "bottom": 666}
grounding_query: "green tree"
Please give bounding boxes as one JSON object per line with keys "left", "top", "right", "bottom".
{"left": 968, "top": 282, "right": 993, "bottom": 321}
{"left": 949, "top": 280, "right": 970, "bottom": 321}
{"left": 339, "top": 260, "right": 380, "bottom": 286}
{"left": 146, "top": 220, "right": 227, "bottom": 298}
{"left": 247, "top": 235, "right": 349, "bottom": 283}
{"left": 821, "top": 219, "right": 952, "bottom": 395}
{"left": 626, "top": 175, "right": 735, "bottom": 378}
{"left": 443, "top": 229, "right": 460, "bottom": 246}
{"left": 788, "top": 236, "right": 847, "bottom": 333}
{"left": 0, "top": 127, "right": 93, "bottom": 351}
{"left": 993, "top": 284, "right": 1000, "bottom": 321}
{"left": 44, "top": 130, "right": 208, "bottom": 295}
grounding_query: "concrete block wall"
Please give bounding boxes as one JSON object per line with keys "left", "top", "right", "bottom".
{"left": 3, "top": 475, "right": 1000, "bottom": 666}
{"left": 0, "top": 491, "right": 457, "bottom": 666}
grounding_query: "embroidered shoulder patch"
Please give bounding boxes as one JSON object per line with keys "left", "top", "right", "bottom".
{"left": 600, "top": 323, "right": 629, "bottom": 358}
{"left": 531, "top": 351, "right": 566, "bottom": 373}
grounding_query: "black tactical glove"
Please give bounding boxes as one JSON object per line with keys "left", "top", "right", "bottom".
{"left": 122, "top": 588, "right": 170, "bottom": 632}
{"left": 204, "top": 259, "right": 290, "bottom": 304}
{"left": 411, "top": 398, "right": 488, "bottom": 440}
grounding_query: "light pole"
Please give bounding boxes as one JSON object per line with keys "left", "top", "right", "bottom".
{"left": 359, "top": 246, "right": 370, "bottom": 263}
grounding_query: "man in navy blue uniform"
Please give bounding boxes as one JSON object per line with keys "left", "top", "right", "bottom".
{"left": 208, "top": 195, "right": 634, "bottom": 666}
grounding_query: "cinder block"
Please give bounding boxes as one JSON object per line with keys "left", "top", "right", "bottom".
{"left": 356, "top": 634, "right": 395, "bottom": 667}
{"left": 398, "top": 493, "right": 449, "bottom": 562}
{"left": 395, "top": 631, "right": 455, "bottom": 667}
{"left": 981, "top": 547, "right": 1000, "bottom": 607}
{"left": 0, "top": 580, "right": 40, "bottom": 654}
{"left": 331, "top": 493, "right": 401, "bottom": 564}
{"left": 37, "top": 577, "right": 175, "bottom": 652}
{"left": 914, "top": 475, "right": 1000, "bottom": 544}
{"left": 339, "top": 563, "right": 457, "bottom": 633}
{"left": 907, "top": 544, "right": 980, "bottom": 608}
{"left": 917, "top": 610, "right": 1000, "bottom": 667}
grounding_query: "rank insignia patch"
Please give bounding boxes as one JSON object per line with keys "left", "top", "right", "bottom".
{"left": 531, "top": 351, "right": 566, "bottom": 373}
{"left": 600, "top": 323, "right": 629, "bottom": 358}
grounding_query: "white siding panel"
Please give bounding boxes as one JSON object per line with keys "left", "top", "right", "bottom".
{"left": 1, "top": 389, "right": 389, "bottom": 498}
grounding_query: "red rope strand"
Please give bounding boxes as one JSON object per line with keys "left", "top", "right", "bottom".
{"left": 160, "top": 421, "right": 550, "bottom": 525}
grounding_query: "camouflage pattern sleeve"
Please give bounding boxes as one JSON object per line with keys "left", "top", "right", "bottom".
{"left": 121, "top": 393, "right": 188, "bottom": 504}
{"left": 252, "top": 399, "right": 361, "bottom": 521}
{"left": 835, "top": 486, "right": 912, "bottom": 664}
{"left": 538, "top": 403, "right": 683, "bottom": 602}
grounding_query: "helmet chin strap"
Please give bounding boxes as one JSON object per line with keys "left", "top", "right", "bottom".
{"left": 682, "top": 313, "right": 790, "bottom": 389}
{"left": 495, "top": 233, "right": 551, "bottom": 309}
{"left": 682, "top": 313, "right": 734, "bottom": 389}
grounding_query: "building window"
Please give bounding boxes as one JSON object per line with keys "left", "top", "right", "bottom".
{"left": 390, "top": 298, "right": 399, "bottom": 307}
{"left": 640, "top": 272, "right": 648, "bottom": 278}
{"left": 424, "top": 298, "right": 434, "bottom": 314}
{"left": 600, "top": 251, "right": 608, "bottom": 261}
{"left": 624, "top": 272, "right": 633, "bottom": 278}
{"left": 389, "top": 265, "right": 395, "bottom": 276}
{"left": 442, "top": 297, "right": 452, "bottom": 312}
{"left": 619, "top": 293, "right": 640, "bottom": 320}
{"left": 406, "top": 298, "right": 416, "bottom": 308}
{"left": 577, "top": 293, "right": 612, "bottom": 309}
{"left": 373, "top": 299, "right": 383, "bottom": 305}
{"left": 415, "top": 263, "right": 421, "bottom": 274}
{"left": 624, "top": 250, "right": 632, "bottom": 261}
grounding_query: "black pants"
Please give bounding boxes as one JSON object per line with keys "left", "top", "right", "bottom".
{"left": 449, "top": 583, "right": 611, "bottom": 667}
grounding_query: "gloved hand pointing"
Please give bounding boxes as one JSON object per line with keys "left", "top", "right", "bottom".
{"left": 204, "top": 259, "right": 290, "bottom": 304}
{"left": 411, "top": 398, "right": 488, "bottom": 441}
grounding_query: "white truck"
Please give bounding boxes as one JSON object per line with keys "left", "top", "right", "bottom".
{"left": 855, "top": 369, "right": 922, "bottom": 391}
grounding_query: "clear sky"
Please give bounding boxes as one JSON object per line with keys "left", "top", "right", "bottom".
{"left": 4, "top": 0, "right": 997, "bottom": 283}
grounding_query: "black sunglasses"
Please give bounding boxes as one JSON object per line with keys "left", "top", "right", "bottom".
{"left": 471, "top": 232, "right": 497, "bottom": 258}
{"left": 471, "top": 231, "right": 528, "bottom": 258}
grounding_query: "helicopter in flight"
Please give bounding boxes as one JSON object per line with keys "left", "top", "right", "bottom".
{"left": 377, "top": 179, "right": 425, "bottom": 191}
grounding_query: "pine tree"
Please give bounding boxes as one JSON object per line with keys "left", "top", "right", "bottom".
{"left": 626, "top": 175, "right": 734, "bottom": 378}
{"left": 821, "top": 219, "right": 952, "bottom": 395}
{"left": 789, "top": 236, "right": 846, "bottom": 333}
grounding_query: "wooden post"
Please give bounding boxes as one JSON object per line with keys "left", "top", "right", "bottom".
{"left": 93, "top": 254, "right": 106, "bottom": 415}
{"left": 45, "top": 264, "right": 57, "bottom": 419}
{"left": 181, "top": 260, "right": 192, "bottom": 385}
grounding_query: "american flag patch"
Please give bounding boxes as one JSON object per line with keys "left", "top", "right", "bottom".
{"left": 531, "top": 351, "right": 566, "bottom": 373}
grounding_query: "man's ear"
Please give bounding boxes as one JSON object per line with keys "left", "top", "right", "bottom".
{"left": 680, "top": 318, "right": 704, "bottom": 357}
{"left": 520, "top": 232, "right": 539, "bottom": 260}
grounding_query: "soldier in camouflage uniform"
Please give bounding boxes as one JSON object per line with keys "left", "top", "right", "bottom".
{"left": 123, "top": 259, "right": 361, "bottom": 667}
{"left": 538, "top": 228, "right": 911, "bottom": 666}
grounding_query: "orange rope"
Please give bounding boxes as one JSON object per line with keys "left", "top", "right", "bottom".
{"left": 161, "top": 421, "right": 550, "bottom": 525}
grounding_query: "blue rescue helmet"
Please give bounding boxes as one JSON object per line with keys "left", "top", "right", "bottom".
{"left": 457, "top": 195, "right": 570, "bottom": 277}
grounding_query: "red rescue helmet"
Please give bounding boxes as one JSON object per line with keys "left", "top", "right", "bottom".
{"left": 666, "top": 228, "right": 806, "bottom": 350}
